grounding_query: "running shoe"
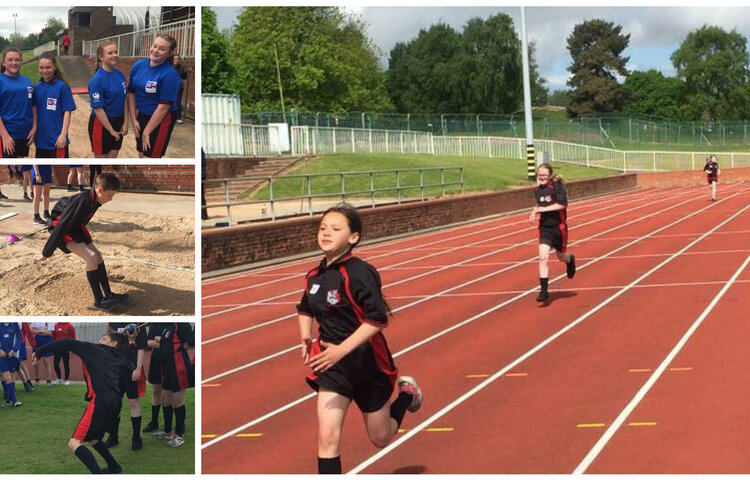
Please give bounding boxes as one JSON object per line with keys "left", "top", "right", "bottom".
{"left": 64, "top": 380, "right": 70, "bottom": 385}
{"left": 566, "top": 255, "right": 576, "bottom": 279}
{"left": 167, "top": 435, "right": 184, "bottom": 447}
{"left": 152, "top": 430, "right": 174, "bottom": 440}
{"left": 0, "top": 192, "right": 7, "bottom": 200}
{"left": 12, "top": 400, "right": 21, "bottom": 407}
{"left": 132, "top": 436, "right": 143, "bottom": 451}
{"left": 536, "top": 290, "right": 550, "bottom": 303}
{"left": 101, "top": 465, "right": 123, "bottom": 474}
{"left": 1, "top": 400, "right": 11, "bottom": 407}
{"left": 66, "top": 186, "right": 77, "bottom": 192}
{"left": 32, "top": 216, "right": 46, "bottom": 225}
{"left": 397, "top": 376, "right": 423, "bottom": 412}
{"left": 142, "top": 422, "right": 158, "bottom": 433}
{"left": 23, "top": 193, "right": 32, "bottom": 201}
{"left": 79, "top": 186, "right": 86, "bottom": 191}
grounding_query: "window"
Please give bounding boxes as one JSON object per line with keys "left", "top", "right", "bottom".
{"left": 76, "top": 12, "right": 90, "bottom": 28}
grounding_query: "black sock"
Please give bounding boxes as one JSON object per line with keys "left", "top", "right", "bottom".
{"left": 67, "top": 184, "right": 72, "bottom": 189}
{"left": 163, "top": 405, "right": 173, "bottom": 432}
{"left": 131, "top": 416, "right": 142, "bottom": 439}
{"left": 97, "top": 262, "right": 112, "bottom": 296}
{"left": 87, "top": 270, "right": 103, "bottom": 303}
{"left": 174, "top": 405, "right": 186, "bottom": 436}
{"left": 43, "top": 210, "right": 49, "bottom": 217}
{"left": 540, "top": 277, "right": 549, "bottom": 293}
{"left": 318, "top": 456, "right": 342, "bottom": 474}
{"left": 109, "top": 414, "right": 120, "bottom": 440}
{"left": 92, "top": 441, "right": 119, "bottom": 469}
{"left": 389, "top": 392, "right": 413, "bottom": 428}
{"left": 150, "top": 404, "right": 161, "bottom": 426}
{"left": 74, "top": 445, "right": 102, "bottom": 473}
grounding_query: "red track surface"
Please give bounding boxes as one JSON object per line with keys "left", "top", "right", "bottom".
{"left": 201, "top": 182, "right": 750, "bottom": 474}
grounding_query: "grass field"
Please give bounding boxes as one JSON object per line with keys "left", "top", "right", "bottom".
{"left": 248, "top": 154, "right": 619, "bottom": 201}
{"left": 0, "top": 382, "right": 195, "bottom": 474}
{"left": 19, "top": 58, "right": 69, "bottom": 84}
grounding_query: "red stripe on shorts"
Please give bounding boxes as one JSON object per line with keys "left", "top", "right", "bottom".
{"left": 172, "top": 324, "right": 189, "bottom": 390}
{"left": 72, "top": 365, "right": 96, "bottom": 440}
{"left": 150, "top": 113, "right": 172, "bottom": 158}
{"left": 56, "top": 147, "right": 65, "bottom": 158}
{"left": 93, "top": 117, "right": 104, "bottom": 154}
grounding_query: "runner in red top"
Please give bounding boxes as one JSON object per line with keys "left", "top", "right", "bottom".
{"left": 52, "top": 322, "right": 76, "bottom": 384}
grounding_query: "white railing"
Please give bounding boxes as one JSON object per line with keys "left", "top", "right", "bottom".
{"left": 33, "top": 41, "right": 57, "bottom": 57}
{"left": 290, "top": 126, "right": 750, "bottom": 172}
{"left": 202, "top": 123, "right": 283, "bottom": 157}
{"left": 82, "top": 18, "right": 195, "bottom": 59}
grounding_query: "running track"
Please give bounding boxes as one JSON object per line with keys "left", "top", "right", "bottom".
{"left": 202, "top": 182, "right": 750, "bottom": 473}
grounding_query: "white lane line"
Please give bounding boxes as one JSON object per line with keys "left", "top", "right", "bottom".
{"left": 349, "top": 193, "right": 750, "bottom": 475}
{"left": 202, "top": 186, "right": 691, "bottom": 304}
{"left": 201, "top": 186, "right": 750, "bottom": 449}
{"left": 573, "top": 253, "right": 750, "bottom": 474}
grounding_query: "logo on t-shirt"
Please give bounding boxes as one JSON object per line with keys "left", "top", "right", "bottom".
{"left": 145, "top": 81, "right": 158, "bottom": 94}
{"left": 309, "top": 284, "right": 320, "bottom": 295}
{"left": 92, "top": 92, "right": 101, "bottom": 101}
{"left": 122, "top": 82, "right": 127, "bottom": 94}
{"left": 46, "top": 98, "right": 57, "bottom": 111}
{"left": 326, "top": 290, "right": 341, "bottom": 306}
{"left": 27, "top": 86, "right": 33, "bottom": 98}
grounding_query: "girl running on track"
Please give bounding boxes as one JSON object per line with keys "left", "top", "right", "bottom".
{"left": 703, "top": 155, "right": 720, "bottom": 201}
{"left": 0, "top": 47, "right": 36, "bottom": 158}
{"left": 297, "top": 203, "right": 424, "bottom": 474}
{"left": 33, "top": 52, "right": 76, "bottom": 158}
{"left": 88, "top": 41, "right": 128, "bottom": 158}
{"left": 528, "top": 163, "right": 576, "bottom": 303}
{"left": 127, "top": 34, "right": 182, "bottom": 158}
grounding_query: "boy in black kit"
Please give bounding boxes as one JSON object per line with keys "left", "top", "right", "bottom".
{"left": 32, "top": 331, "right": 130, "bottom": 474}
{"left": 34, "top": 172, "right": 128, "bottom": 310}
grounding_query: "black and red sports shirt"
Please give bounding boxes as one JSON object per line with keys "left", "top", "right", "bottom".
{"left": 535, "top": 180, "right": 568, "bottom": 228}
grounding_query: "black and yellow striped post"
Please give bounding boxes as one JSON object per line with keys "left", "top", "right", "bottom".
{"left": 526, "top": 144, "right": 536, "bottom": 181}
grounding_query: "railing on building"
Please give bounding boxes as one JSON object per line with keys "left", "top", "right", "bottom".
{"left": 81, "top": 17, "right": 195, "bottom": 59}
{"left": 33, "top": 41, "right": 57, "bottom": 57}
{"left": 204, "top": 167, "right": 464, "bottom": 224}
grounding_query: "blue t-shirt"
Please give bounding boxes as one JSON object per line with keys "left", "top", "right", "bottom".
{"left": 127, "top": 58, "right": 181, "bottom": 115}
{"left": 88, "top": 67, "right": 127, "bottom": 118}
{"left": 0, "top": 73, "right": 34, "bottom": 138}
{"left": 33, "top": 78, "right": 77, "bottom": 150}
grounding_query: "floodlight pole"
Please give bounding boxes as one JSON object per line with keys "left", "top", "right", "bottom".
{"left": 274, "top": 43, "right": 287, "bottom": 124}
{"left": 520, "top": 7, "right": 536, "bottom": 181}
{"left": 13, "top": 13, "right": 18, "bottom": 48}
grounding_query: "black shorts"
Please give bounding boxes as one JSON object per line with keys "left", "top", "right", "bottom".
{"left": 49, "top": 222, "right": 92, "bottom": 254}
{"left": 160, "top": 349, "right": 194, "bottom": 392}
{"left": 305, "top": 336, "right": 398, "bottom": 413}
{"left": 1, "top": 138, "right": 30, "bottom": 158}
{"left": 36, "top": 146, "right": 69, "bottom": 158}
{"left": 707, "top": 175, "right": 718, "bottom": 185}
{"left": 148, "top": 351, "right": 162, "bottom": 384}
{"left": 136, "top": 110, "right": 177, "bottom": 158}
{"left": 539, "top": 224, "right": 568, "bottom": 253}
{"left": 72, "top": 395, "right": 120, "bottom": 442}
{"left": 125, "top": 367, "right": 146, "bottom": 399}
{"left": 89, "top": 114, "right": 125, "bottom": 155}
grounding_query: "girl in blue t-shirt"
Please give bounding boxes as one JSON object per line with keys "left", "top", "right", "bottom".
{"left": 88, "top": 41, "right": 129, "bottom": 158}
{"left": 33, "top": 52, "right": 76, "bottom": 158}
{"left": 0, "top": 47, "right": 37, "bottom": 158}
{"left": 127, "top": 33, "right": 182, "bottom": 158}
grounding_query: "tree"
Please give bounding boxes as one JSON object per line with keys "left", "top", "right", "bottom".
{"left": 387, "top": 14, "right": 546, "bottom": 114}
{"left": 622, "top": 70, "right": 686, "bottom": 119}
{"left": 547, "top": 89, "right": 571, "bottom": 108}
{"left": 202, "top": 7, "right": 237, "bottom": 94}
{"left": 24, "top": 33, "right": 39, "bottom": 50}
{"left": 566, "top": 19, "right": 630, "bottom": 117}
{"left": 231, "top": 7, "right": 392, "bottom": 112}
{"left": 671, "top": 25, "right": 750, "bottom": 120}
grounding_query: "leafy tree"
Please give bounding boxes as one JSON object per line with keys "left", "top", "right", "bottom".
{"left": 566, "top": 19, "right": 630, "bottom": 117}
{"left": 202, "top": 7, "right": 237, "bottom": 94}
{"left": 547, "top": 89, "right": 571, "bottom": 108}
{"left": 231, "top": 7, "right": 392, "bottom": 112}
{"left": 671, "top": 25, "right": 750, "bottom": 120}
{"left": 387, "top": 14, "right": 546, "bottom": 114}
{"left": 622, "top": 70, "right": 686, "bottom": 119}
{"left": 24, "top": 33, "right": 39, "bottom": 50}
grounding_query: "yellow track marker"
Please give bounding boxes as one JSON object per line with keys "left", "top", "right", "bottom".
{"left": 236, "top": 433, "right": 264, "bottom": 438}
{"left": 669, "top": 367, "right": 693, "bottom": 372}
{"left": 201, "top": 434, "right": 217, "bottom": 439}
{"left": 628, "top": 368, "right": 652, "bottom": 373}
{"left": 628, "top": 422, "right": 657, "bottom": 427}
{"left": 577, "top": 423, "right": 606, "bottom": 428}
{"left": 466, "top": 374, "right": 489, "bottom": 378}
{"left": 202, "top": 384, "right": 222, "bottom": 387}
{"left": 398, "top": 427, "right": 453, "bottom": 433}
{"left": 505, "top": 373, "right": 528, "bottom": 377}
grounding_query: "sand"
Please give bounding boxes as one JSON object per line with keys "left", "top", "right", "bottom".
{"left": 0, "top": 185, "right": 195, "bottom": 316}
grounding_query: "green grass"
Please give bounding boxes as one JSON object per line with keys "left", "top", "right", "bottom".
{"left": 1, "top": 382, "right": 195, "bottom": 474}
{"left": 22, "top": 50, "right": 35, "bottom": 61}
{"left": 19, "top": 58, "right": 69, "bottom": 84}
{"left": 248, "top": 153, "right": 619, "bottom": 201}
{"left": 612, "top": 141, "right": 750, "bottom": 152}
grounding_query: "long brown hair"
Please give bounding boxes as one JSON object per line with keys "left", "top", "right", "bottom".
{"left": 38, "top": 52, "right": 65, "bottom": 82}
{"left": 0, "top": 47, "right": 22, "bottom": 74}
{"left": 538, "top": 162, "right": 565, "bottom": 185}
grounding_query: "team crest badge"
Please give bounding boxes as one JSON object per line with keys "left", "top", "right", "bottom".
{"left": 326, "top": 290, "right": 341, "bottom": 305}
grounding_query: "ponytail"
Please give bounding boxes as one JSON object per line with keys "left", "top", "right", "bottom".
{"left": 156, "top": 33, "right": 177, "bottom": 65}
{"left": 537, "top": 162, "right": 565, "bottom": 185}
{"left": 95, "top": 41, "right": 117, "bottom": 72}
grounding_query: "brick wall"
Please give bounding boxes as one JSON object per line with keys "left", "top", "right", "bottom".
{"left": 50, "top": 165, "right": 195, "bottom": 193}
{"left": 82, "top": 57, "right": 196, "bottom": 116}
{"left": 202, "top": 174, "right": 637, "bottom": 272}
{"left": 635, "top": 167, "right": 750, "bottom": 187}
{"left": 69, "top": 7, "right": 133, "bottom": 56}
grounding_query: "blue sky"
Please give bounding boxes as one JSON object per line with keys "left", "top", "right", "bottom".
{"left": 212, "top": 6, "right": 750, "bottom": 92}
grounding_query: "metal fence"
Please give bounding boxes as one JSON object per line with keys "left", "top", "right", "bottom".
{"left": 33, "top": 41, "right": 57, "bottom": 57}
{"left": 290, "top": 126, "right": 750, "bottom": 172}
{"left": 82, "top": 17, "right": 195, "bottom": 59}
{"left": 248, "top": 110, "right": 750, "bottom": 147}
{"left": 205, "top": 167, "right": 463, "bottom": 223}
{"left": 203, "top": 123, "right": 283, "bottom": 157}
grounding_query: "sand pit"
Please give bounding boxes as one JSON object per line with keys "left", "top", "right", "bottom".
{"left": 0, "top": 187, "right": 195, "bottom": 316}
